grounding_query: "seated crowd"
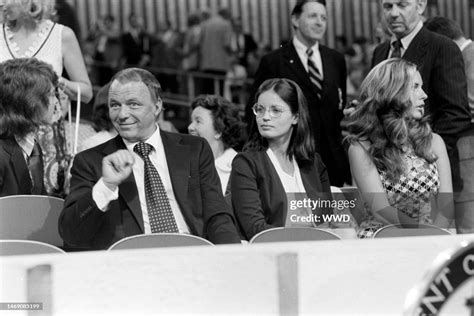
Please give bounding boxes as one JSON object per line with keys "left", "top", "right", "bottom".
{"left": 0, "top": 0, "right": 471, "bottom": 252}
{"left": 0, "top": 57, "right": 459, "bottom": 251}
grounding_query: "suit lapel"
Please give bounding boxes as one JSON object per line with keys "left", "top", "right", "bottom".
{"left": 2, "top": 138, "right": 32, "bottom": 193}
{"left": 161, "top": 131, "right": 192, "bottom": 221}
{"left": 402, "top": 28, "right": 429, "bottom": 66}
{"left": 282, "top": 44, "right": 314, "bottom": 91}
{"left": 106, "top": 136, "right": 145, "bottom": 232}
{"left": 372, "top": 41, "right": 390, "bottom": 67}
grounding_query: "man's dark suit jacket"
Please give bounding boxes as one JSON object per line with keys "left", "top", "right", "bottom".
{"left": 230, "top": 150, "right": 332, "bottom": 240}
{"left": 0, "top": 138, "right": 45, "bottom": 197}
{"left": 246, "top": 42, "right": 350, "bottom": 186}
{"left": 59, "top": 131, "right": 241, "bottom": 250}
{"left": 372, "top": 27, "right": 471, "bottom": 189}
{"left": 121, "top": 31, "right": 150, "bottom": 66}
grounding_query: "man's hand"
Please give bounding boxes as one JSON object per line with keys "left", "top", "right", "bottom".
{"left": 102, "top": 150, "right": 135, "bottom": 191}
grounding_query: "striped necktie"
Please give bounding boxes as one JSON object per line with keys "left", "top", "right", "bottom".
{"left": 134, "top": 142, "right": 178, "bottom": 233}
{"left": 306, "top": 48, "right": 323, "bottom": 99}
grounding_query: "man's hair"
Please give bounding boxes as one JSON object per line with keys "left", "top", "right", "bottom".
{"left": 425, "top": 16, "right": 464, "bottom": 40}
{"left": 109, "top": 68, "right": 162, "bottom": 103}
{"left": 0, "top": 58, "right": 58, "bottom": 139}
{"left": 291, "top": 0, "right": 326, "bottom": 17}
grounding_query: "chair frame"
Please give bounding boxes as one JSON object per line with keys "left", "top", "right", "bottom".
{"left": 0, "top": 239, "right": 66, "bottom": 256}
{"left": 373, "top": 223, "right": 453, "bottom": 238}
{"left": 108, "top": 233, "right": 214, "bottom": 250}
{"left": 249, "top": 227, "right": 341, "bottom": 244}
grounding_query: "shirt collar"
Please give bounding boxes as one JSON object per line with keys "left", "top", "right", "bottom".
{"left": 293, "top": 36, "right": 319, "bottom": 56}
{"left": 391, "top": 20, "right": 423, "bottom": 51}
{"left": 123, "top": 125, "right": 162, "bottom": 154}
{"left": 460, "top": 39, "right": 472, "bottom": 52}
{"left": 15, "top": 133, "right": 36, "bottom": 157}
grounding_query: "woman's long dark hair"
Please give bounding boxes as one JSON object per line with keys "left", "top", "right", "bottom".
{"left": 245, "top": 78, "right": 316, "bottom": 167}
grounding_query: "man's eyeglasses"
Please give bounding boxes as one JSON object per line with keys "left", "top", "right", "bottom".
{"left": 252, "top": 104, "right": 289, "bottom": 118}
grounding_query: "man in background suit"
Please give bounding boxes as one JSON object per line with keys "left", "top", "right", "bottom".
{"left": 121, "top": 13, "right": 151, "bottom": 67}
{"left": 59, "top": 68, "right": 241, "bottom": 250}
{"left": 372, "top": 0, "right": 471, "bottom": 193}
{"left": 246, "top": 0, "right": 350, "bottom": 187}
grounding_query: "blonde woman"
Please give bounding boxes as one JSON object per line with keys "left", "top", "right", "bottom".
{"left": 346, "top": 59, "right": 453, "bottom": 237}
{"left": 0, "top": 0, "right": 92, "bottom": 196}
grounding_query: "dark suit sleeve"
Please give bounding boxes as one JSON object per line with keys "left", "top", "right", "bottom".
{"left": 430, "top": 39, "right": 470, "bottom": 143}
{"left": 58, "top": 152, "right": 107, "bottom": 246}
{"left": 230, "top": 154, "right": 276, "bottom": 240}
{"left": 197, "top": 139, "right": 241, "bottom": 244}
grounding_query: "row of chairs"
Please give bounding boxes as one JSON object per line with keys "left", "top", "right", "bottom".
{"left": 0, "top": 195, "right": 453, "bottom": 256}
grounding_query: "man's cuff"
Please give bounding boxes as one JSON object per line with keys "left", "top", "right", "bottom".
{"left": 92, "top": 178, "right": 119, "bottom": 212}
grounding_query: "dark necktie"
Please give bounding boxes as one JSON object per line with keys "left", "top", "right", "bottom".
{"left": 391, "top": 40, "right": 402, "bottom": 58}
{"left": 134, "top": 142, "right": 178, "bottom": 233}
{"left": 28, "top": 142, "right": 43, "bottom": 195}
{"left": 306, "top": 48, "right": 323, "bottom": 99}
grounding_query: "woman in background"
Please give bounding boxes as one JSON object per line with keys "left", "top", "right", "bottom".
{"left": 230, "top": 78, "right": 332, "bottom": 241}
{"left": 345, "top": 58, "right": 453, "bottom": 237}
{"left": 0, "top": 0, "right": 92, "bottom": 196}
{"left": 0, "top": 58, "right": 58, "bottom": 196}
{"left": 188, "top": 94, "right": 245, "bottom": 194}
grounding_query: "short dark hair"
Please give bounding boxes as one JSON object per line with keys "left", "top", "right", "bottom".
{"left": 245, "top": 78, "right": 316, "bottom": 166}
{"left": 291, "top": 0, "right": 326, "bottom": 17}
{"left": 190, "top": 95, "right": 246, "bottom": 150}
{"left": 109, "top": 68, "right": 162, "bottom": 103}
{"left": 0, "top": 58, "right": 58, "bottom": 139}
{"left": 425, "top": 16, "right": 464, "bottom": 40}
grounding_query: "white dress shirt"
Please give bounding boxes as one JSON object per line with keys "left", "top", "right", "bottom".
{"left": 92, "top": 127, "right": 190, "bottom": 234}
{"left": 293, "top": 36, "right": 324, "bottom": 79}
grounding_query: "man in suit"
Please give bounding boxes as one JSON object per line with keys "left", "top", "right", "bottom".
{"left": 121, "top": 13, "right": 151, "bottom": 67}
{"left": 246, "top": 0, "right": 350, "bottom": 186}
{"left": 59, "top": 68, "right": 241, "bottom": 250}
{"left": 372, "top": 0, "right": 471, "bottom": 193}
{"left": 425, "top": 16, "right": 474, "bottom": 122}
{"left": 231, "top": 18, "right": 258, "bottom": 68}
{"left": 0, "top": 58, "right": 58, "bottom": 197}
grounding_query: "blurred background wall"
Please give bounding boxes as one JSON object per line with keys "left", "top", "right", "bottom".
{"left": 67, "top": 0, "right": 474, "bottom": 49}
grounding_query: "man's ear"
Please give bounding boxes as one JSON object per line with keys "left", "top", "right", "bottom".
{"left": 417, "top": 0, "right": 427, "bottom": 15}
{"left": 155, "top": 98, "right": 163, "bottom": 117}
{"left": 291, "top": 15, "right": 299, "bottom": 30}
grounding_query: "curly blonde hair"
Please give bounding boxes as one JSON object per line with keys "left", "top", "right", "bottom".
{"left": 4, "top": 0, "right": 56, "bottom": 26}
{"left": 345, "top": 58, "right": 436, "bottom": 181}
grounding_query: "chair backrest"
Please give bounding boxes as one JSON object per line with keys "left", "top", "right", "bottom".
{"left": 0, "top": 240, "right": 65, "bottom": 256}
{"left": 373, "top": 224, "right": 453, "bottom": 238}
{"left": 108, "top": 233, "right": 214, "bottom": 250}
{"left": 0, "top": 195, "right": 64, "bottom": 247}
{"left": 249, "top": 227, "right": 341, "bottom": 244}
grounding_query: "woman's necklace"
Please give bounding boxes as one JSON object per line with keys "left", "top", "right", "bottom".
{"left": 3, "top": 21, "right": 56, "bottom": 58}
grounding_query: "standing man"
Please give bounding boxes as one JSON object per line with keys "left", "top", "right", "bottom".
{"left": 372, "top": 0, "right": 471, "bottom": 193}
{"left": 246, "top": 0, "right": 350, "bottom": 186}
{"left": 59, "top": 68, "right": 241, "bottom": 250}
{"left": 199, "top": 8, "right": 234, "bottom": 95}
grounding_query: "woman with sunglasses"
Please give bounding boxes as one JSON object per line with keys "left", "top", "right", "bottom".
{"left": 230, "top": 78, "right": 332, "bottom": 241}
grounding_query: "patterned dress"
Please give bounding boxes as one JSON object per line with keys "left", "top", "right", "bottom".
{"left": 357, "top": 150, "right": 440, "bottom": 238}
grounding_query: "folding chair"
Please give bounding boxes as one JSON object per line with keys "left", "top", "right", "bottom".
{"left": 249, "top": 227, "right": 341, "bottom": 244}
{"left": 373, "top": 223, "right": 453, "bottom": 238}
{"left": 108, "top": 233, "right": 214, "bottom": 250}
{"left": 0, "top": 240, "right": 65, "bottom": 256}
